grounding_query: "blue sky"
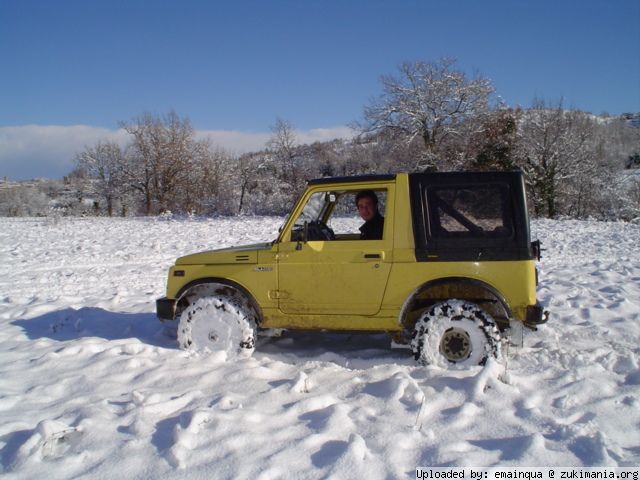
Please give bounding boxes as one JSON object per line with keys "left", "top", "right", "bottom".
{"left": 1, "top": 0, "right": 639, "bottom": 180}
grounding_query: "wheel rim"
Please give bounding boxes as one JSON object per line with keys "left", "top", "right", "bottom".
{"left": 190, "top": 308, "right": 233, "bottom": 351}
{"left": 177, "top": 296, "right": 256, "bottom": 357}
{"left": 439, "top": 326, "right": 472, "bottom": 362}
{"left": 411, "top": 300, "right": 501, "bottom": 368}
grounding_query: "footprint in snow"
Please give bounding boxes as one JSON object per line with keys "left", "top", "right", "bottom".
{"left": 311, "top": 433, "right": 371, "bottom": 469}
{"left": 2, "top": 420, "right": 82, "bottom": 471}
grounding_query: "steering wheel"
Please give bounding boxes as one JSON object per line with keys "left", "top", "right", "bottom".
{"left": 306, "top": 220, "right": 335, "bottom": 241}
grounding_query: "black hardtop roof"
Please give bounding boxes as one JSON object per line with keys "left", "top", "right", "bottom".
{"left": 307, "top": 174, "right": 396, "bottom": 186}
{"left": 412, "top": 170, "right": 525, "bottom": 184}
{"left": 307, "top": 170, "right": 523, "bottom": 186}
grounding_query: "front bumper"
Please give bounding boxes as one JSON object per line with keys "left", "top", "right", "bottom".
{"left": 156, "top": 297, "right": 177, "bottom": 321}
{"left": 524, "top": 304, "right": 549, "bottom": 329}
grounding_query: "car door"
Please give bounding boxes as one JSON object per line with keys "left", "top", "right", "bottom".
{"left": 277, "top": 187, "right": 393, "bottom": 316}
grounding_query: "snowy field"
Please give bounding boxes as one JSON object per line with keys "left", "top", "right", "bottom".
{"left": 1, "top": 216, "right": 639, "bottom": 478}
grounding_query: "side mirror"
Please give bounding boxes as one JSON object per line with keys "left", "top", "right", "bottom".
{"left": 296, "top": 221, "right": 308, "bottom": 250}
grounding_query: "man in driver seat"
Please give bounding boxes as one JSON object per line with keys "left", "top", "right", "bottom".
{"left": 356, "top": 190, "right": 384, "bottom": 240}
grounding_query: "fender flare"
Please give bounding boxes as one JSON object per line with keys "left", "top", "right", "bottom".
{"left": 399, "top": 276, "right": 512, "bottom": 332}
{"left": 175, "top": 277, "right": 263, "bottom": 325}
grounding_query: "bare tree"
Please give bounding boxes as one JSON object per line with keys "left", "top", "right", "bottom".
{"left": 359, "top": 58, "right": 495, "bottom": 170}
{"left": 120, "top": 111, "right": 197, "bottom": 215}
{"left": 235, "top": 152, "right": 262, "bottom": 214}
{"left": 0, "top": 185, "right": 50, "bottom": 216}
{"left": 624, "top": 177, "right": 640, "bottom": 221}
{"left": 120, "top": 113, "right": 160, "bottom": 214}
{"left": 76, "top": 141, "right": 125, "bottom": 216}
{"left": 267, "top": 118, "right": 307, "bottom": 201}
{"left": 185, "top": 145, "right": 236, "bottom": 215}
{"left": 467, "top": 108, "right": 520, "bottom": 171}
{"left": 517, "top": 99, "right": 598, "bottom": 218}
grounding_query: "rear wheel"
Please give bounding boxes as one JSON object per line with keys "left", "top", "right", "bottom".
{"left": 410, "top": 300, "right": 501, "bottom": 368}
{"left": 177, "top": 295, "right": 257, "bottom": 358}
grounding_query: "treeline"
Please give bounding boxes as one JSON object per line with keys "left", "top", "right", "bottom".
{"left": 2, "top": 58, "right": 639, "bottom": 220}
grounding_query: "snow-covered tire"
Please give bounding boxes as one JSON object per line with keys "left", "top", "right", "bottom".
{"left": 177, "top": 295, "right": 257, "bottom": 358}
{"left": 410, "top": 300, "right": 501, "bottom": 368}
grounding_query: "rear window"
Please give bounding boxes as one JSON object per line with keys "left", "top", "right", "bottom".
{"left": 426, "top": 184, "right": 513, "bottom": 238}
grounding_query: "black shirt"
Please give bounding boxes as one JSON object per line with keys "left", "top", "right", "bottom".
{"left": 359, "top": 212, "right": 384, "bottom": 240}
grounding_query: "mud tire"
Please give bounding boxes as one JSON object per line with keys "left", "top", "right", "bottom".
{"left": 177, "top": 295, "right": 257, "bottom": 358}
{"left": 410, "top": 300, "right": 501, "bottom": 368}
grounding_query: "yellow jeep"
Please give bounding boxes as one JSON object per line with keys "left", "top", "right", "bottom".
{"left": 157, "top": 171, "right": 548, "bottom": 367}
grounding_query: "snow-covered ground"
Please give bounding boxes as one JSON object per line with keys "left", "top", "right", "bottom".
{"left": 1, "top": 216, "right": 639, "bottom": 478}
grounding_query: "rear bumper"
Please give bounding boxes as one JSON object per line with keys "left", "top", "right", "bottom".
{"left": 156, "top": 297, "right": 177, "bottom": 321}
{"left": 524, "top": 304, "right": 549, "bottom": 328}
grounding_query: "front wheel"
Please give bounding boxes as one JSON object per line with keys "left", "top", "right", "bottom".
{"left": 177, "top": 296, "right": 257, "bottom": 359}
{"left": 410, "top": 300, "right": 501, "bottom": 368}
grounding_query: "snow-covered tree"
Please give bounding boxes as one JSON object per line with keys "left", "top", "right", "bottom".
{"left": 235, "top": 152, "right": 265, "bottom": 215}
{"left": 184, "top": 146, "right": 237, "bottom": 215}
{"left": 517, "top": 100, "right": 598, "bottom": 218}
{"left": 75, "top": 141, "right": 125, "bottom": 216}
{"left": 0, "top": 185, "right": 50, "bottom": 216}
{"left": 120, "top": 112, "right": 206, "bottom": 215}
{"left": 267, "top": 118, "right": 307, "bottom": 202}
{"left": 359, "top": 58, "right": 495, "bottom": 170}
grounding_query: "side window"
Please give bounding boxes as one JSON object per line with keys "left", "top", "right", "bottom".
{"left": 328, "top": 190, "right": 387, "bottom": 239}
{"left": 290, "top": 189, "right": 387, "bottom": 241}
{"left": 427, "top": 185, "right": 513, "bottom": 238}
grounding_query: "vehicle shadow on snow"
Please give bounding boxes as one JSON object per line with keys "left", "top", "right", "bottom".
{"left": 11, "top": 307, "right": 175, "bottom": 348}
{"left": 12, "top": 309, "right": 415, "bottom": 366}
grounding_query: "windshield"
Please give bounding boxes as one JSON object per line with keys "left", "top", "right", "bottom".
{"left": 293, "top": 192, "right": 329, "bottom": 229}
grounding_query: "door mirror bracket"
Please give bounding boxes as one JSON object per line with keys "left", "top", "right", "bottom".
{"left": 296, "top": 221, "right": 308, "bottom": 250}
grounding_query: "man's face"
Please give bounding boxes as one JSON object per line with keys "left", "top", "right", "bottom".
{"left": 357, "top": 196, "right": 377, "bottom": 221}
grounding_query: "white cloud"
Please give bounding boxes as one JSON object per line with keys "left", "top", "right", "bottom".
{"left": 0, "top": 125, "right": 129, "bottom": 180}
{"left": 196, "top": 126, "right": 355, "bottom": 154}
{"left": 0, "top": 124, "right": 355, "bottom": 180}
{"left": 296, "top": 126, "right": 356, "bottom": 145}
{"left": 195, "top": 130, "right": 271, "bottom": 154}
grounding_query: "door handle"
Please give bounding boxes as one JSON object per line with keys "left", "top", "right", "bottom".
{"left": 363, "top": 253, "right": 382, "bottom": 259}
